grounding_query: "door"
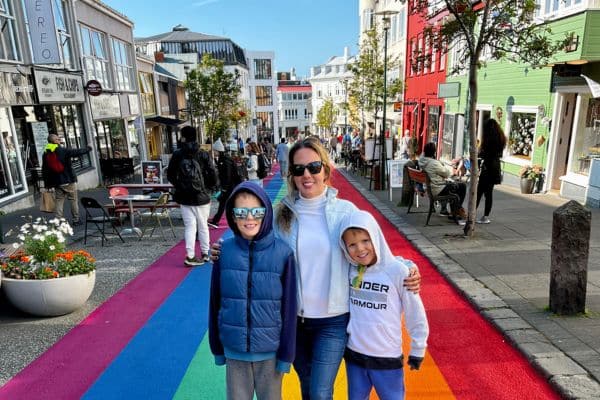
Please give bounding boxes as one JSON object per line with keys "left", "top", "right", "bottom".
{"left": 551, "top": 93, "right": 576, "bottom": 190}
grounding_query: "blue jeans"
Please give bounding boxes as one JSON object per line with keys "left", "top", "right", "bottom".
{"left": 293, "top": 313, "right": 349, "bottom": 400}
{"left": 346, "top": 362, "right": 405, "bottom": 400}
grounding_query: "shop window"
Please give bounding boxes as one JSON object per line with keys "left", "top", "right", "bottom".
{"left": 253, "top": 59, "right": 272, "bottom": 80}
{"left": 0, "top": 0, "right": 21, "bottom": 62}
{"left": 571, "top": 97, "right": 600, "bottom": 176}
{"left": 127, "top": 120, "right": 141, "bottom": 166}
{"left": 0, "top": 107, "right": 25, "bottom": 199}
{"left": 508, "top": 111, "right": 536, "bottom": 160}
{"left": 255, "top": 86, "right": 273, "bottom": 106}
{"left": 112, "top": 38, "right": 135, "bottom": 92}
{"left": 95, "top": 120, "right": 128, "bottom": 159}
{"left": 138, "top": 72, "right": 156, "bottom": 115}
{"left": 428, "top": 106, "right": 440, "bottom": 145}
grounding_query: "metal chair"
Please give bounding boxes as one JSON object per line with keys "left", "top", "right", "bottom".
{"left": 80, "top": 197, "right": 125, "bottom": 246}
{"left": 406, "top": 167, "right": 459, "bottom": 226}
{"left": 138, "top": 192, "right": 176, "bottom": 240}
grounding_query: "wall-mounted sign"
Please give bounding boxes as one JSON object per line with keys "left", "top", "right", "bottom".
{"left": 0, "top": 71, "right": 34, "bottom": 106}
{"left": 90, "top": 94, "right": 121, "bottom": 120}
{"left": 393, "top": 101, "right": 403, "bottom": 112}
{"left": 86, "top": 80, "right": 102, "bottom": 96}
{"left": 438, "top": 82, "right": 461, "bottom": 99}
{"left": 33, "top": 69, "right": 84, "bottom": 103}
{"left": 128, "top": 94, "right": 140, "bottom": 116}
{"left": 24, "top": 0, "right": 61, "bottom": 64}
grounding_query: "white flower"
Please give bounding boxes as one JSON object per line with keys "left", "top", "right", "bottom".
{"left": 57, "top": 236, "right": 65, "bottom": 243}
{"left": 49, "top": 245, "right": 55, "bottom": 250}
{"left": 17, "top": 235, "right": 24, "bottom": 241}
{"left": 12, "top": 243, "right": 19, "bottom": 249}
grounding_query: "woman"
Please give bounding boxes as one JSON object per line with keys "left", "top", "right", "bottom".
{"left": 477, "top": 119, "right": 507, "bottom": 224}
{"left": 213, "top": 137, "right": 421, "bottom": 399}
{"left": 247, "top": 142, "right": 263, "bottom": 187}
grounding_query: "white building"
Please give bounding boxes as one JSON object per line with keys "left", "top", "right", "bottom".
{"left": 277, "top": 70, "right": 312, "bottom": 141}
{"left": 358, "top": 0, "right": 407, "bottom": 135}
{"left": 308, "top": 47, "right": 355, "bottom": 138}
{"left": 246, "top": 51, "right": 279, "bottom": 144}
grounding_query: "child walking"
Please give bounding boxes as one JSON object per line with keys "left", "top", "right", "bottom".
{"left": 208, "top": 181, "right": 297, "bottom": 400}
{"left": 340, "top": 210, "right": 429, "bottom": 400}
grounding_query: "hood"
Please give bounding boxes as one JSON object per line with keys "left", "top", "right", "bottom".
{"left": 213, "top": 138, "right": 225, "bottom": 152}
{"left": 225, "top": 181, "right": 273, "bottom": 241}
{"left": 180, "top": 141, "right": 199, "bottom": 156}
{"left": 339, "top": 209, "right": 396, "bottom": 270}
{"left": 44, "top": 143, "right": 59, "bottom": 152}
{"left": 418, "top": 155, "right": 434, "bottom": 169}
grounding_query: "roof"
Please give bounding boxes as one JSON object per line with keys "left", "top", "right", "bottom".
{"left": 136, "top": 25, "right": 226, "bottom": 43}
{"left": 154, "top": 64, "right": 179, "bottom": 80}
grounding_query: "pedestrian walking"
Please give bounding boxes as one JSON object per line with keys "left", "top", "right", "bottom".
{"left": 340, "top": 210, "right": 429, "bottom": 400}
{"left": 476, "top": 119, "right": 507, "bottom": 224}
{"left": 210, "top": 139, "right": 242, "bottom": 227}
{"left": 247, "top": 142, "right": 265, "bottom": 187}
{"left": 41, "top": 134, "right": 92, "bottom": 226}
{"left": 275, "top": 138, "right": 289, "bottom": 179}
{"left": 209, "top": 182, "right": 297, "bottom": 400}
{"left": 167, "top": 126, "right": 218, "bottom": 267}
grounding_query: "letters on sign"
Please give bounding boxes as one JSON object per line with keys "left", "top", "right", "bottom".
{"left": 24, "top": 0, "right": 61, "bottom": 64}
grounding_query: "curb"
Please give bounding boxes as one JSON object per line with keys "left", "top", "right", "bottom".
{"left": 340, "top": 169, "right": 600, "bottom": 400}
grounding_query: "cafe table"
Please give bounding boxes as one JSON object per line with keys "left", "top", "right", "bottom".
{"left": 110, "top": 194, "right": 153, "bottom": 236}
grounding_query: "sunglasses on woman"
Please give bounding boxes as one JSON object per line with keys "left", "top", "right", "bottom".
{"left": 291, "top": 161, "right": 323, "bottom": 177}
{"left": 232, "top": 207, "right": 266, "bottom": 220}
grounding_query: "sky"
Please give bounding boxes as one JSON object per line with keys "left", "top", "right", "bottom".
{"left": 103, "top": 0, "right": 360, "bottom": 78}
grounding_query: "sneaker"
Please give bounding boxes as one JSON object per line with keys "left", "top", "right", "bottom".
{"left": 72, "top": 220, "right": 83, "bottom": 227}
{"left": 458, "top": 219, "right": 467, "bottom": 226}
{"left": 207, "top": 221, "right": 219, "bottom": 229}
{"left": 184, "top": 256, "right": 205, "bottom": 267}
{"left": 477, "top": 216, "right": 491, "bottom": 224}
{"left": 439, "top": 209, "right": 451, "bottom": 217}
{"left": 202, "top": 254, "right": 211, "bottom": 263}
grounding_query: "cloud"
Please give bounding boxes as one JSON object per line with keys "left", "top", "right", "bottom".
{"left": 192, "top": 0, "right": 220, "bottom": 7}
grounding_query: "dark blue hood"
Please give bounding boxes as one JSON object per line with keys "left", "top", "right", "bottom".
{"left": 180, "top": 141, "right": 199, "bottom": 156}
{"left": 225, "top": 181, "right": 273, "bottom": 240}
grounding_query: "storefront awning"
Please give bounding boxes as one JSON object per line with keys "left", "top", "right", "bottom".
{"left": 145, "top": 115, "right": 186, "bottom": 126}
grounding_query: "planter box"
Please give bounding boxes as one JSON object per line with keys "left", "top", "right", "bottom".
{"left": 1, "top": 271, "right": 95, "bottom": 317}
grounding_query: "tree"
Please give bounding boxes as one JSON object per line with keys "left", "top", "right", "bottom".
{"left": 316, "top": 98, "right": 336, "bottom": 135}
{"left": 348, "top": 26, "right": 403, "bottom": 137}
{"left": 185, "top": 53, "right": 241, "bottom": 143}
{"left": 413, "top": 0, "right": 570, "bottom": 236}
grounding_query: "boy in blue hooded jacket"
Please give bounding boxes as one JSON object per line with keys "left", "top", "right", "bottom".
{"left": 209, "top": 181, "right": 297, "bottom": 400}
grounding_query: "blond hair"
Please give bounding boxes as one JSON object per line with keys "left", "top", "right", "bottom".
{"left": 276, "top": 136, "right": 333, "bottom": 232}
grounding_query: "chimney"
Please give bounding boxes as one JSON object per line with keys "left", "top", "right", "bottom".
{"left": 344, "top": 46, "right": 349, "bottom": 61}
{"left": 154, "top": 51, "right": 165, "bottom": 62}
{"left": 291, "top": 67, "right": 296, "bottom": 80}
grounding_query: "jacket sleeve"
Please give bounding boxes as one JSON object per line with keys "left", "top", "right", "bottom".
{"left": 201, "top": 152, "right": 219, "bottom": 190}
{"left": 399, "top": 268, "right": 429, "bottom": 358}
{"left": 247, "top": 155, "right": 257, "bottom": 173}
{"left": 64, "top": 146, "right": 91, "bottom": 158}
{"left": 276, "top": 252, "right": 298, "bottom": 373}
{"left": 429, "top": 159, "right": 452, "bottom": 179}
{"left": 41, "top": 154, "right": 50, "bottom": 187}
{"left": 209, "top": 259, "right": 225, "bottom": 365}
{"left": 166, "top": 153, "right": 179, "bottom": 185}
{"left": 222, "top": 158, "right": 235, "bottom": 191}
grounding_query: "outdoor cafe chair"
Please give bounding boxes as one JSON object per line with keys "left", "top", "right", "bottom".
{"left": 138, "top": 192, "right": 176, "bottom": 241}
{"left": 80, "top": 197, "right": 125, "bottom": 246}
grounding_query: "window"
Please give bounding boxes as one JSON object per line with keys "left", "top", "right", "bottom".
{"left": 112, "top": 38, "right": 135, "bottom": 91}
{"left": 0, "top": 0, "right": 20, "bottom": 61}
{"left": 80, "top": 25, "right": 110, "bottom": 88}
{"left": 570, "top": 96, "right": 600, "bottom": 176}
{"left": 362, "top": 8, "right": 373, "bottom": 31}
{"left": 53, "top": 0, "right": 74, "bottom": 68}
{"left": 138, "top": 72, "right": 155, "bottom": 115}
{"left": 95, "top": 119, "right": 128, "bottom": 159}
{"left": 0, "top": 106, "right": 24, "bottom": 198}
{"left": 254, "top": 59, "right": 272, "bottom": 80}
{"left": 508, "top": 111, "right": 536, "bottom": 160}
{"left": 536, "top": 0, "right": 582, "bottom": 18}
{"left": 255, "top": 86, "right": 273, "bottom": 106}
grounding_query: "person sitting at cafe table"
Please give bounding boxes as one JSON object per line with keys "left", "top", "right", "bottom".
{"left": 418, "top": 142, "right": 467, "bottom": 221}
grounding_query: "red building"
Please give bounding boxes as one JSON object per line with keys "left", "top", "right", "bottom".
{"left": 403, "top": 3, "right": 447, "bottom": 155}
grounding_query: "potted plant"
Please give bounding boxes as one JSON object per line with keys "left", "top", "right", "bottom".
{"left": 519, "top": 165, "right": 544, "bottom": 194}
{"left": 0, "top": 217, "right": 96, "bottom": 317}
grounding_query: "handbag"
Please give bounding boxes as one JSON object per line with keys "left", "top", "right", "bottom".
{"left": 40, "top": 189, "right": 55, "bottom": 213}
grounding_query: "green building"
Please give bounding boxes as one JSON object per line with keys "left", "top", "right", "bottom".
{"left": 442, "top": 3, "right": 600, "bottom": 205}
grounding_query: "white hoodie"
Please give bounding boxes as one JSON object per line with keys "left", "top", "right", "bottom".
{"left": 339, "top": 210, "right": 429, "bottom": 359}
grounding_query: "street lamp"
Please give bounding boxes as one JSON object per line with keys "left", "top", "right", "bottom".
{"left": 374, "top": 10, "right": 398, "bottom": 191}
{"left": 341, "top": 78, "right": 349, "bottom": 136}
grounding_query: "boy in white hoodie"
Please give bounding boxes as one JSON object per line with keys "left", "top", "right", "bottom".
{"left": 340, "top": 210, "right": 429, "bottom": 400}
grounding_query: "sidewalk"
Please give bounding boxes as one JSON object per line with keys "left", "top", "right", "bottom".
{"left": 341, "top": 168, "right": 600, "bottom": 399}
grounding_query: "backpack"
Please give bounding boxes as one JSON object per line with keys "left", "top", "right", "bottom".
{"left": 232, "top": 156, "right": 248, "bottom": 185}
{"left": 176, "top": 156, "right": 205, "bottom": 193}
{"left": 45, "top": 151, "right": 65, "bottom": 174}
{"left": 257, "top": 154, "right": 268, "bottom": 179}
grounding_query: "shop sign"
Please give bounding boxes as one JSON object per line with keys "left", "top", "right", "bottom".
{"left": 31, "top": 121, "right": 50, "bottom": 165}
{"left": 0, "top": 71, "right": 34, "bottom": 106}
{"left": 393, "top": 101, "right": 403, "bottom": 112}
{"left": 24, "top": 0, "right": 61, "bottom": 64}
{"left": 33, "top": 69, "right": 84, "bottom": 103}
{"left": 90, "top": 94, "right": 121, "bottom": 120}
{"left": 438, "top": 82, "right": 461, "bottom": 98}
{"left": 86, "top": 80, "right": 102, "bottom": 96}
{"left": 128, "top": 94, "right": 140, "bottom": 115}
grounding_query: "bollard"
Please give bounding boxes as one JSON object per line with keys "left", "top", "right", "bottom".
{"left": 549, "top": 200, "right": 591, "bottom": 315}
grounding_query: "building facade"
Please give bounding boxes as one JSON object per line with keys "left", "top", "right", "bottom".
{"left": 277, "top": 71, "right": 312, "bottom": 141}
{"left": 247, "top": 51, "right": 278, "bottom": 144}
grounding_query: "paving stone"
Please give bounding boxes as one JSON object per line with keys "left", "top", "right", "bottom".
{"left": 483, "top": 308, "right": 521, "bottom": 320}
{"left": 518, "top": 341, "right": 564, "bottom": 359}
{"left": 533, "top": 355, "right": 588, "bottom": 377}
{"left": 493, "top": 318, "right": 533, "bottom": 331}
{"left": 506, "top": 329, "right": 551, "bottom": 345}
{"left": 550, "top": 374, "right": 600, "bottom": 400}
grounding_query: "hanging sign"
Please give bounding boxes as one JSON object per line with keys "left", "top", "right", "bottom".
{"left": 24, "top": 0, "right": 61, "bottom": 64}
{"left": 86, "top": 80, "right": 102, "bottom": 96}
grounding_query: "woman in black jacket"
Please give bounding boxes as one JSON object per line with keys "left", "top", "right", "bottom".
{"left": 477, "top": 119, "right": 507, "bottom": 224}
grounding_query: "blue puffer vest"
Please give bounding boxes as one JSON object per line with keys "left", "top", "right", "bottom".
{"left": 218, "top": 230, "right": 293, "bottom": 353}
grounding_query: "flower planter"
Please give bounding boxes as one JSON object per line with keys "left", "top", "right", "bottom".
{"left": 520, "top": 178, "right": 535, "bottom": 194}
{"left": 1, "top": 271, "right": 95, "bottom": 317}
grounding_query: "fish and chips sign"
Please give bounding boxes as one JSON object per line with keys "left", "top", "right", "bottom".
{"left": 33, "top": 69, "right": 84, "bottom": 103}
